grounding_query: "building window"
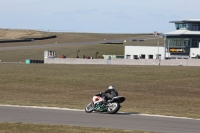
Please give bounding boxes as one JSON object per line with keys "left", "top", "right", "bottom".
{"left": 133, "top": 55, "right": 139, "bottom": 59}
{"left": 175, "top": 23, "right": 189, "bottom": 30}
{"left": 168, "top": 38, "right": 190, "bottom": 48}
{"left": 167, "top": 38, "right": 174, "bottom": 47}
{"left": 140, "top": 54, "right": 145, "bottom": 59}
{"left": 174, "top": 38, "right": 181, "bottom": 46}
{"left": 192, "top": 38, "right": 200, "bottom": 48}
{"left": 126, "top": 55, "right": 131, "bottom": 59}
{"left": 183, "top": 39, "right": 189, "bottom": 47}
{"left": 182, "top": 23, "right": 189, "bottom": 29}
{"left": 175, "top": 24, "right": 179, "bottom": 30}
{"left": 148, "top": 55, "right": 153, "bottom": 59}
{"left": 192, "top": 24, "right": 199, "bottom": 31}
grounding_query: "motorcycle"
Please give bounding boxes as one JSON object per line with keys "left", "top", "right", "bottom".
{"left": 85, "top": 92, "right": 125, "bottom": 114}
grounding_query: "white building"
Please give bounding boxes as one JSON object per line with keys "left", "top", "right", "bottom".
{"left": 125, "top": 46, "right": 164, "bottom": 59}
{"left": 125, "top": 19, "right": 200, "bottom": 59}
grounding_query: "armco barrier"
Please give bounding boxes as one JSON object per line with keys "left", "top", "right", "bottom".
{"left": 26, "top": 59, "right": 44, "bottom": 64}
{"left": 44, "top": 58, "right": 200, "bottom": 66}
{"left": 0, "top": 35, "right": 57, "bottom": 43}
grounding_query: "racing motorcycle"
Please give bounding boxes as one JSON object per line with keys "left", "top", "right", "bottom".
{"left": 85, "top": 92, "right": 125, "bottom": 114}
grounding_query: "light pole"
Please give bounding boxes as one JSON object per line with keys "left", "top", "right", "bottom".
{"left": 157, "top": 39, "right": 161, "bottom": 65}
{"left": 168, "top": 40, "right": 170, "bottom": 60}
{"left": 76, "top": 50, "right": 80, "bottom": 58}
{"left": 164, "top": 35, "right": 166, "bottom": 60}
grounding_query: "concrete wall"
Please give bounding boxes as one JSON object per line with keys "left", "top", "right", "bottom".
{"left": 45, "top": 58, "right": 200, "bottom": 66}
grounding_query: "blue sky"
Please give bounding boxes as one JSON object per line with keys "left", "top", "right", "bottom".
{"left": 1, "top": 0, "right": 200, "bottom": 33}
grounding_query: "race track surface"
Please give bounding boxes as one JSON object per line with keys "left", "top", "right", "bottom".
{"left": 0, "top": 37, "right": 157, "bottom": 51}
{"left": 0, "top": 105, "right": 200, "bottom": 133}
{"left": 0, "top": 39, "right": 127, "bottom": 51}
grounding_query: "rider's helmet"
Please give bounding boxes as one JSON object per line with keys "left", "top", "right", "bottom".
{"left": 108, "top": 86, "right": 114, "bottom": 89}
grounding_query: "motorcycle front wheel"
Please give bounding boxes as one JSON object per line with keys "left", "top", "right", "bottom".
{"left": 107, "top": 102, "right": 120, "bottom": 114}
{"left": 85, "top": 102, "right": 93, "bottom": 113}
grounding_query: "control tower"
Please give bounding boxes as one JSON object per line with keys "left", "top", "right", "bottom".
{"left": 164, "top": 19, "right": 200, "bottom": 59}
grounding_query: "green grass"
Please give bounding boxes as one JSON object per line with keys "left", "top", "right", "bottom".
{"left": 0, "top": 123, "right": 155, "bottom": 133}
{"left": 0, "top": 64, "right": 200, "bottom": 118}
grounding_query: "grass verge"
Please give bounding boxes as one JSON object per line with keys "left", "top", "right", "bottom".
{"left": 0, "top": 122, "right": 155, "bottom": 133}
{"left": 0, "top": 64, "right": 200, "bottom": 118}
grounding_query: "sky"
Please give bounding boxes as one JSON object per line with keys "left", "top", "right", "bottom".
{"left": 1, "top": 0, "right": 200, "bottom": 33}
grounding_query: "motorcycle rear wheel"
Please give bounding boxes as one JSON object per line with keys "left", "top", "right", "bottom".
{"left": 85, "top": 103, "right": 93, "bottom": 113}
{"left": 107, "top": 102, "right": 120, "bottom": 114}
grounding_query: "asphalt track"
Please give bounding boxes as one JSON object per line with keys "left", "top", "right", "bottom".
{"left": 0, "top": 105, "right": 200, "bottom": 133}
{"left": 0, "top": 39, "right": 127, "bottom": 51}
{"left": 0, "top": 37, "right": 156, "bottom": 51}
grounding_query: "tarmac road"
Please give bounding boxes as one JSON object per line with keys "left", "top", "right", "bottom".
{"left": 0, "top": 41, "right": 101, "bottom": 50}
{"left": 0, "top": 105, "right": 200, "bottom": 133}
{"left": 0, "top": 39, "right": 126, "bottom": 51}
{"left": 0, "top": 36, "right": 160, "bottom": 51}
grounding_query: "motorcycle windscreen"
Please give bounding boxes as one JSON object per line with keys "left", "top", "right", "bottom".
{"left": 111, "top": 96, "right": 125, "bottom": 103}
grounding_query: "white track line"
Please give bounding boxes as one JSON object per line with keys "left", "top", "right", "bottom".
{"left": 0, "top": 104, "right": 199, "bottom": 120}
{"left": 129, "top": 113, "right": 200, "bottom": 121}
{"left": 0, "top": 104, "right": 84, "bottom": 111}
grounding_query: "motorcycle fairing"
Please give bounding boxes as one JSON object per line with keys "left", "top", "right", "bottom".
{"left": 92, "top": 96, "right": 103, "bottom": 105}
{"left": 110, "top": 96, "right": 125, "bottom": 103}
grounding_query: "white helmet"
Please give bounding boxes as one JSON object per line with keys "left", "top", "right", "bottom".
{"left": 108, "top": 86, "right": 114, "bottom": 89}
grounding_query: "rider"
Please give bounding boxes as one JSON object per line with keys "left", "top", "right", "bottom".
{"left": 102, "top": 86, "right": 118, "bottom": 102}
{"left": 94, "top": 86, "right": 118, "bottom": 110}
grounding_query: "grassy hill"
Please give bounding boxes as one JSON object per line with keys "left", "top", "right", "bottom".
{"left": 0, "top": 28, "right": 54, "bottom": 40}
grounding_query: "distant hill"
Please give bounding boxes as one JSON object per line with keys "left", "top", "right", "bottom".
{"left": 0, "top": 29, "right": 55, "bottom": 40}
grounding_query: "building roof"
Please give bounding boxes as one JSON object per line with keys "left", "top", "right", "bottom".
{"left": 170, "top": 19, "right": 200, "bottom": 23}
{"left": 164, "top": 30, "right": 200, "bottom": 36}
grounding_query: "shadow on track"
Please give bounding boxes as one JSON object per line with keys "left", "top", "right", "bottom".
{"left": 116, "top": 112, "right": 139, "bottom": 115}
{"left": 90, "top": 112, "right": 139, "bottom": 115}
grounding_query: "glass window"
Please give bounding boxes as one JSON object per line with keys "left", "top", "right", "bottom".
{"left": 182, "top": 24, "right": 186, "bottom": 29}
{"left": 188, "top": 23, "right": 192, "bottom": 30}
{"left": 126, "top": 55, "right": 131, "bottom": 59}
{"left": 175, "top": 23, "right": 189, "bottom": 30}
{"left": 192, "top": 24, "right": 199, "bottom": 31}
{"left": 183, "top": 39, "right": 189, "bottom": 47}
{"left": 167, "top": 38, "right": 192, "bottom": 48}
{"left": 177, "top": 40, "right": 181, "bottom": 46}
{"left": 192, "top": 41, "right": 198, "bottom": 47}
{"left": 185, "top": 24, "right": 189, "bottom": 29}
{"left": 179, "top": 24, "right": 183, "bottom": 29}
{"left": 175, "top": 24, "right": 179, "bottom": 30}
{"left": 166, "top": 38, "right": 174, "bottom": 47}
{"left": 174, "top": 38, "right": 181, "bottom": 46}
{"left": 192, "top": 38, "right": 199, "bottom": 47}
